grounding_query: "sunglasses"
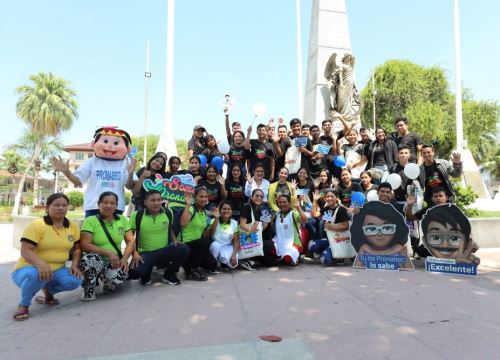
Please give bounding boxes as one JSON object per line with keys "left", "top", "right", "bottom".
{"left": 362, "top": 224, "right": 396, "bottom": 236}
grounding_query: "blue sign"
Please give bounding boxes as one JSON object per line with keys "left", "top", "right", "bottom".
{"left": 294, "top": 137, "right": 308, "bottom": 147}
{"left": 358, "top": 254, "right": 407, "bottom": 271}
{"left": 425, "top": 257, "right": 478, "bottom": 276}
{"left": 316, "top": 144, "right": 331, "bottom": 155}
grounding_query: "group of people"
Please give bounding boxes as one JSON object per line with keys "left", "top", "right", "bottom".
{"left": 11, "top": 113, "right": 468, "bottom": 321}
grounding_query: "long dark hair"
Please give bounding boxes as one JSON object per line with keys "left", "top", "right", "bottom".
{"left": 146, "top": 153, "right": 167, "bottom": 173}
{"left": 350, "top": 201, "right": 408, "bottom": 252}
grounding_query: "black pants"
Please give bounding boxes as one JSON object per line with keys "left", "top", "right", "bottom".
{"left": 129, "top": 245, "right": 190, "bottom": 280}
{"left": 183, "top": 238, "right": 217, "bottom": 274}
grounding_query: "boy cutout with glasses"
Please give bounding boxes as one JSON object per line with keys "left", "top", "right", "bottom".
{"left": 350, "top": 201, "right": 413, "bottom": 270}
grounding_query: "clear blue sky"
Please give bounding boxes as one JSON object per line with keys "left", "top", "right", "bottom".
{"left": 0, "top": 0, "right": 498, "bottom": 152}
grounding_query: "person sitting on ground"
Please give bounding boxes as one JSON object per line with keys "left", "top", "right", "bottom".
{"left": 209, "top": 201, "right": 240, "bottom": 269}
{"left": 268, "top": 167, "right": 297, "bottom": 212}
{"left": 11, "top": 193, "right": 82, "bottom": 321}
{"left": 272, "top": 194, "right": 308, "bottom": 266}
{"left": 309, "top": 188, "right": 350, "bottom": 265}
{"left": 132, "top": 153, "right": 167, "bottom": 212}
{"left": 79, "top": 191, "right": 136, "bottom": 301}
{"left": 239, "top": 189, "right": 273, "bottom": 269}
{"left": 128, "top": 190, "right": 190, "bottom": 285}
{"left": 179, "top": 187, "right": 217, "bottom": 281}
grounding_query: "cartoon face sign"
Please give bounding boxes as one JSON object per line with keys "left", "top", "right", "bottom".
{"left": 362, "top": 214, "right": 397, "bottom": 250}
{"left": 93, "top": 135, "right": 129, "bottom": 160}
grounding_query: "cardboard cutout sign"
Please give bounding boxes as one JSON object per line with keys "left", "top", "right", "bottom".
{"left": 421, "top": 204, "right": 479, "bottom": 276}
{"left": 142, "top": 174, "right": 195, "bottom": 204}
{"left": 351, "top": 201, "right": 413, "bottom": 271}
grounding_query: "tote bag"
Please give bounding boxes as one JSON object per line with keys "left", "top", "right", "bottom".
{"left": 326, "top": 207, "right": 357, "bottom": 259}
{"left": 238, "top": 206, "right": 264, "bottom": 259}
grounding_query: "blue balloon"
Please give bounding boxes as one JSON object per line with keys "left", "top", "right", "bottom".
{"left": 211, "top": 156, "right": 224, "bottom": 172}
{"left": 198, "top": 154, "right": 208, "bottom": 168}
{"left": 333, "top": 155, "right": 346, "bottom": 167}
{"left": 351, "top": 191, "right": 366, "bottom": 207}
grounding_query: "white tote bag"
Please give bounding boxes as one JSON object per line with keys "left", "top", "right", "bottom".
{"left": 285, "top": 145, "right": 301, "bottom": 175}
{"left": 238, "top": 207, "right": 264, "bottom": 259}
{"left": 326, "top": 207, "right": 357, "bottom": 259}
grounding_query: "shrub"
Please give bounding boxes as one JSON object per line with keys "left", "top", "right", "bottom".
{"left": 66, "top": 191, "right": 84, "bottom": 209}
{"left": 452, "top": 179, "right": 479, "bottom": 217}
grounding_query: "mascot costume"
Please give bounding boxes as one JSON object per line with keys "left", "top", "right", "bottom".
{"left": 52, "top": 127, "right": 136, "bottom": 217}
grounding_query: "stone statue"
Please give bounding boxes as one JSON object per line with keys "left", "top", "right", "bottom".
{"left": 324, "top": 53, "right": 361, "bottom": 122}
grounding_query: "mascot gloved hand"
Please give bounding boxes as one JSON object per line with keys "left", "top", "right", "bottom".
{"left": 52, "top": 127, "right": 137, "bottom": 217}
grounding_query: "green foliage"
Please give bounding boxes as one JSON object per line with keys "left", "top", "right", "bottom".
{"left": 451, "top": 179, "right": 479, "bottom": 217}
{"left": 125, "top": 190, "right": 132, "bottom": 204}
{"left": 361, "top": 60, "right": 499, "bottom": 159}
{"left": 176, "top": 139, "right": 189, "bottom": 167}
{"left": 66, "top": 191, "right": 84, "bottom": 208}
{"left": 16, "top": 72, "right": 79, "bottom": 136}
{"left": 131, "top": 134, "right": 160, "bottom": 168}
{"left": 481, "top": 145, "right": 500, "bottom": 178}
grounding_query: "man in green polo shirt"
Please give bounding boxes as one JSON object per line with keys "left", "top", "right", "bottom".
{"left": 128, "top": 190, "right": 189, "bottom": 285}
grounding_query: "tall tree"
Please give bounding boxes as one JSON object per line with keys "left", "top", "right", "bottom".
{"left": 361, "top": 60, "right": 499, "bottom": 158}
{"left": 12, "top": 132, "right": 63, "bottom": 205}
{"left": 12, "top": 72, "right": 78, "bottom": 215}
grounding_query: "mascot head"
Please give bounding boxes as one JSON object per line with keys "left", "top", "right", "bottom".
{"left": 91, "top": 126, "right": 132, "bottom": 160}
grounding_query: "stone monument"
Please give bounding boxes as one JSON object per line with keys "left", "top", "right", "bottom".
{"left": 303, "top": 0, "right": 357, "bottom": 129}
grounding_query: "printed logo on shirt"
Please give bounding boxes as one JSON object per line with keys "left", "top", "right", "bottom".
{"left": 96, "top": 170, "right": 122, "bottom": 181}
{"left": 228, "top": 185, "right": 243, "bottom": 199}
{"left": 67, "top": 234, "right": 75, "bottom": 243}
{"left": 426, "top": 172, "right": 443, "bottom": 188}
{"left": 118, "top": 226, "right": 124, "bottom": 236}
{"left": 255, "top": 149, "right": 266, "bottom": 159}
{"left": 101, "top": 181, "right": 117, "bottom": 188}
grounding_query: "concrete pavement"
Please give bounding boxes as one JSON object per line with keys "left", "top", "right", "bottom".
{"left": 1, "top": 223, "right": 500, "bottom": 360}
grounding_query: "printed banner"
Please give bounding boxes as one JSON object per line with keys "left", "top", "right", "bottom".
{"left": 142, "top": 174, "right": 195, "bottom": 204}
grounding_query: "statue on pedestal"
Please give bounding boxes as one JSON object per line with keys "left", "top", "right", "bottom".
{"left": 324, "top": 53, "right": 361, "bottom": 123}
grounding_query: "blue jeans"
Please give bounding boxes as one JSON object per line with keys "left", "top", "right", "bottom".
{"left": 11, "top": 266, "right": 81, "bottom": 307}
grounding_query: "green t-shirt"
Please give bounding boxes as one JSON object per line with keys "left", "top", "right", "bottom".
{"left": 180, "top": 206, "right": 207, "bottom": 243}
{"left": 81, "top": 215, "right": 131, "bottom": 257}
{"left": 130, "top": 209, "right": 172, "bottom": 252}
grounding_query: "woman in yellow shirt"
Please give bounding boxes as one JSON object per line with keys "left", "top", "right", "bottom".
{"left": 11, "top": 193, "right": 82, "bottom": 321}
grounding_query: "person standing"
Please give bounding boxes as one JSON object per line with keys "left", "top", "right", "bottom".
{"left": 394, "top": 116, "right": 423, "bottom": 164}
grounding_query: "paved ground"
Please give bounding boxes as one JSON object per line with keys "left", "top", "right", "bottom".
{"left": 1, "top": 223, "right": 500, "bottom": 360}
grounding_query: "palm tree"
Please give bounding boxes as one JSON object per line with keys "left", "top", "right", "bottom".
{"left": 481, "top": 146, "right": 500, "bottom": 179}
{"left": 12, "top": 132, "right": 63, "bottom": 206}
{"left": 12, "top": 72, "right": 78, "bottom": 215}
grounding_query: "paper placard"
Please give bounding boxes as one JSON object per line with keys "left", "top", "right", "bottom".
{"left": 358, "top": 254, "right": 408, "bottom": 271}
{"left": 315, "top": 144, "right": 331, "bottom": 155}
{"left": 425, "top": 257, "right": 478, "bottom": 276}
{"left": 294, "top": 137, "right": 308, "bottom": 147}
{"left": 296, "top": 188, "right": 310, "bottom": 196}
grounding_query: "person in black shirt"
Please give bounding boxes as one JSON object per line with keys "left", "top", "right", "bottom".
{"left": 132, "top": 153, "right": 167, "bottom": 212}
{"left": 198, "top": 165, "right": 227, "bottom": 212}
{"left": 165, "top": 156, "right": 186, "bottom": 178}
{"left": 359, "top": 170, "right": 378, "bottom": 195}
{"left": 245, "top": 124, "right": 278, "bottom": 180}
{"left": 224, "top": 106, "right": 242, "bottom": 145}
{"left": 188, "top": 125, "right": 207, "bottom": 157}
{"left": 188, "top": 155, "right": 205, "bottom": 184}
{"left": 225, "top": 164, "right": 246, "bottom": 220}
{"left": 394, "top": 116, "right": 422, "bottom": 164}
{"left": 335, "top": 168, "right": 363, "bottom": 209}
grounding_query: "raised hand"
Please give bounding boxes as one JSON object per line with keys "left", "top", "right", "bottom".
{"left": 51, "top": 156, "right": 70, "bottom": 175}
{"left": 406, "top": 195, "right": 416, "bottom": 206}
{"left": 332, "top": 177, "right": 340, "bottom": 188}
{"left": 451, "top": 151, "right": 462, "bottom": 165}
{"left": 313, "top": 178, "right": 321, "bottom": 189}
{"left": 212, "top": 207, "right": 220, "bottom": 219}
{"left": 245, "top": 173, "right": 253, "bottom": 184}
{"left": 127, "top": 157, "right": 137, "bottom": 174}
{"left": 313, "top": 190, "right": 321, "bottom": 201}
{"left": 224, "top": 106, "right": 229, "bottom": 114}
{"left": 293, "top": 197, "right": 301, "bottom": 209}
{"left": 216, "top": 174, "right": 225, "bottom": 185}
{"left": 290, "top": 179, "right": 297, "bottom": 190}
{"left": 184, "top": 191, "right": 193, "bottom": 205}
{"left": 277, "top": 117, "right": 284, "bottom": 125}
{"left": 268, "top": 118, "right": 274, "bottom": 127}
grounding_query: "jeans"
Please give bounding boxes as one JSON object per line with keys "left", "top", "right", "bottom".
{"left": 11, "top": 266, "right": 81, "bottom": 307}
{"left": 129, "top": 245, "right": 190, "bottom": 280}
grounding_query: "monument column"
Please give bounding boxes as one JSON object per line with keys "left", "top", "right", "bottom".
{"left": 303, "top": 0, "right": 353, "bottom": 126}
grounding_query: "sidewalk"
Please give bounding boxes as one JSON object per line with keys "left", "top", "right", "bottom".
{"left": 1, "top": 223, "right": 500, "bottom": 360}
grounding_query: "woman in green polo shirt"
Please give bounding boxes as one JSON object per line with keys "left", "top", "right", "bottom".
{"left": 79, "top": 191, "right": 136, "bottom": 301}
{"left": 179, "top": 186, "right": 217, "bottom": 281}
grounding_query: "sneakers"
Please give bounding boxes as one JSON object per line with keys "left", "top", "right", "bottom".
{"left": 141, "top": 276, "right": 152, "bottom": 286}
{"left": 239, "top": 260, "right": 258, "bottom": 271}
{"left": 162, "top": 273, "right": 181, "bottom": 285}
{"left": 185, "top": 270, "right": 208, "bottom": 281}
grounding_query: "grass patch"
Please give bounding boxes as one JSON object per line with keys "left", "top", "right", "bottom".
{"left": 0, "top": 206, "right": 84, "bottom": 222}
{"left": 474, "top": 210, "right": 500, "bottom": 218}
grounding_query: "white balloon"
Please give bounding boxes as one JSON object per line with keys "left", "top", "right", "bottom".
{"left": 366, "top": 190, "right": 379, "bottom": 202}
{"left": 387, "top": 173, "right": 402, "bottom": 189}
{"left": 252, "top": 102, "right": 267, "bottom": 116}
{"left": 218, "top": 138, "right": 230, "bottom": 154}
{"left": 404, "top": 163, "right": 420, "bottom": 180}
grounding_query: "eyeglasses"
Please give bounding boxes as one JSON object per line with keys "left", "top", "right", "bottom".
{"left": 362, "top": 224, "right": 397, "bottom": 236}
{"left": 425, "top": 232, "right": 463, "bottom": 246}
